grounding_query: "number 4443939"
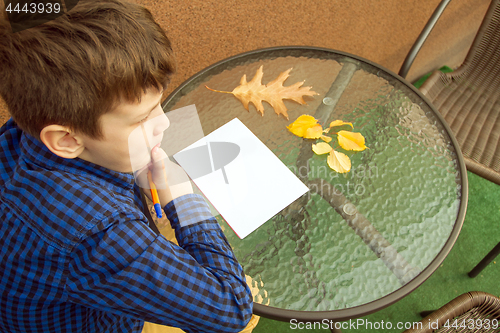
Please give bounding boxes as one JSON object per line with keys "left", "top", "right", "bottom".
{"left": 444, "top": 318, "right": 498, "bottom": 330}
{"left": 5, "top": 2, "right": 61, "bottom": 14}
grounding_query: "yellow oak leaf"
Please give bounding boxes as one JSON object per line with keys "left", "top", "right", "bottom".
{"left": 327, "top": 150, "right": 351, "bottom": 173}
{"left": 287, "top": 115, "right": 322, "bottom": 139}
{"left": 206, "top": 65, "right": 318, "bottom": 119}
{"left": 337, "top": 130, "right": 367, "bottom": 151}
{"left": 312, "top": 142, "right": 333, "bottom": 155}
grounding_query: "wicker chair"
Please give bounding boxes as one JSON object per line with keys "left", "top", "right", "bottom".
{"left": 403, "top": 292, "right": 500, "bottom": 333}
{"left": 399, "top": 0, "right": 500, "bottom": 278}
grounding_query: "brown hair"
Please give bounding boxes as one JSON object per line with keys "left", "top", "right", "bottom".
{"left": 0, "top": 0, "right": 175, "bottom": 139}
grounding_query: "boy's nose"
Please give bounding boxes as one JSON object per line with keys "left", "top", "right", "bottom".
{"left": 153, "top": 113, "right": 170, "bottom": 136}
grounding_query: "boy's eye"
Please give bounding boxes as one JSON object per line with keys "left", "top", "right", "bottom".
{"left": 139, "top": 111, "right": 152, "bottom": 123}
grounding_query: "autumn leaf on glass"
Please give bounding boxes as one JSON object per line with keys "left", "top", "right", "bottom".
{"left": 337, "top": 131, "right": 366, "bottom": 151}
{"left": 286, "top": 115, "right": 323, "bottom": 139}
{"left": 288, "top": 115, "right": 367, "bottom": 173}
{"left": 205, "top": 65, "right": 318, "bottom": 119}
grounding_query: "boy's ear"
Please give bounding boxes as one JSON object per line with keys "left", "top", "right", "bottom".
{"left": 40, "top": 125, "right": 85, "bottom": 159}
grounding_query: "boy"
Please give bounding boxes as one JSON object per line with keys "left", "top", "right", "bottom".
{"left": 0, "top": 1, "right": 253, "bottom": 332}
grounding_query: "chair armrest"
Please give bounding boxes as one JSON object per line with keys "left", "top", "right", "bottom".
{"left": 398, "top": 0, "right": 452, "bottom": 79}
{"left": 404, "top": 291, "right": 500, "bottom": 332}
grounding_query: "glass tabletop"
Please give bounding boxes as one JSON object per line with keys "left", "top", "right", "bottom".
{"left": 162, "top": 46, "right": 467, "bottom": 321}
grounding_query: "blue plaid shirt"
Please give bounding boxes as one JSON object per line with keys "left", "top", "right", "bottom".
{"left": 0, "top": 119, "right": 252, "bottom": 333}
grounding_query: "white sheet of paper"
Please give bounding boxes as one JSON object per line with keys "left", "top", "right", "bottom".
{"left": 174, "top": 118, "right": 309, "bottom": 239}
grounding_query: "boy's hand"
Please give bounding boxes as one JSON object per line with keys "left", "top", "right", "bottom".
{"left": 143, "top": 146, "right": 193, "bottom": 206}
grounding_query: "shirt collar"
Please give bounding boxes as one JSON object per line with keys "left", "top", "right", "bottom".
{"left": 20, "top": 132, "right": 136, "bottom": 191}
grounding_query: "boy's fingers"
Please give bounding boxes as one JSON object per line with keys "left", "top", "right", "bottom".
{"left": 135, "top": 165, "right": 151, "bottom": 189}
{"left": 152, "top": 146, "right": 192, "bottom": 186}
{"left": 148, "top": 146, "right": 194, "bottom": 201}
{"left": 151, "top": 146, "right": 169, "bottom": 189}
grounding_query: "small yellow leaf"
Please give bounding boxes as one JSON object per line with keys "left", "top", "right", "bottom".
{"left": 329, "top": 120, "right": 353, "bottom": 129}
{"left": 305, "top": 125, "right": 323, "bottom": 139}
{"left": 312, "top": 142, "right": 333, "bottom": 155}
{"left": 327, "top": 150, "right": 351, "bottom": 173}
{"left": 320, "top": 135, "right": 332, "bottom": 143}
{"left": 337, "top": 130, "right": 367, "bottom": 151}
{"left": 287, "top": 115, "right": 323, "bottom": 139}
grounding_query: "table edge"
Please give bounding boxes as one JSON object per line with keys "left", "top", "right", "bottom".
{"left": 162, "top": 45, "right": 469, "bottom": 322}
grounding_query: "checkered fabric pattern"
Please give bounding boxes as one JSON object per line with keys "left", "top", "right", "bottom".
{"left": 0, "top": 119, "right": 252, "bottom": 333}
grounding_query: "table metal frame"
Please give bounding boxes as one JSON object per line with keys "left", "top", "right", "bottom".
{"left": 162, "top": 46, "right": 468, "bottom": 324}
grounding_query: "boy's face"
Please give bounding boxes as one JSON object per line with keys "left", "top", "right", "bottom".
{"left": 78, "top": 88, "right": 169, "bottom": 173}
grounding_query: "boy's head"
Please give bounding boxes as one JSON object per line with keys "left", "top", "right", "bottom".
{"left": 0, "top": 0, "right": 176, "bottom": 141}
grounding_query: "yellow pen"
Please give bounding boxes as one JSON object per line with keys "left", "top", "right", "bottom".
{"left": 147, "top": 168, "right": 162, "bottom": 219}
{"left": 141, "top": 121, "right": 162, "bottom": 219}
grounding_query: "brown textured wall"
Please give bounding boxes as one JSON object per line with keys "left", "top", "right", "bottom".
{"left": 0, "top": 0, "right": 491, "bottom": 127}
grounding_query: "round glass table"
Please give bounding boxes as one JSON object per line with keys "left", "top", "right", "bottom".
{"left": 162, "top": 46, "right": 468, "bottom": 323}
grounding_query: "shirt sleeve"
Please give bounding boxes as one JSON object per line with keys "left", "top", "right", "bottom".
{"left": 65, "top": 194, "right": 253, "bottom": 333}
